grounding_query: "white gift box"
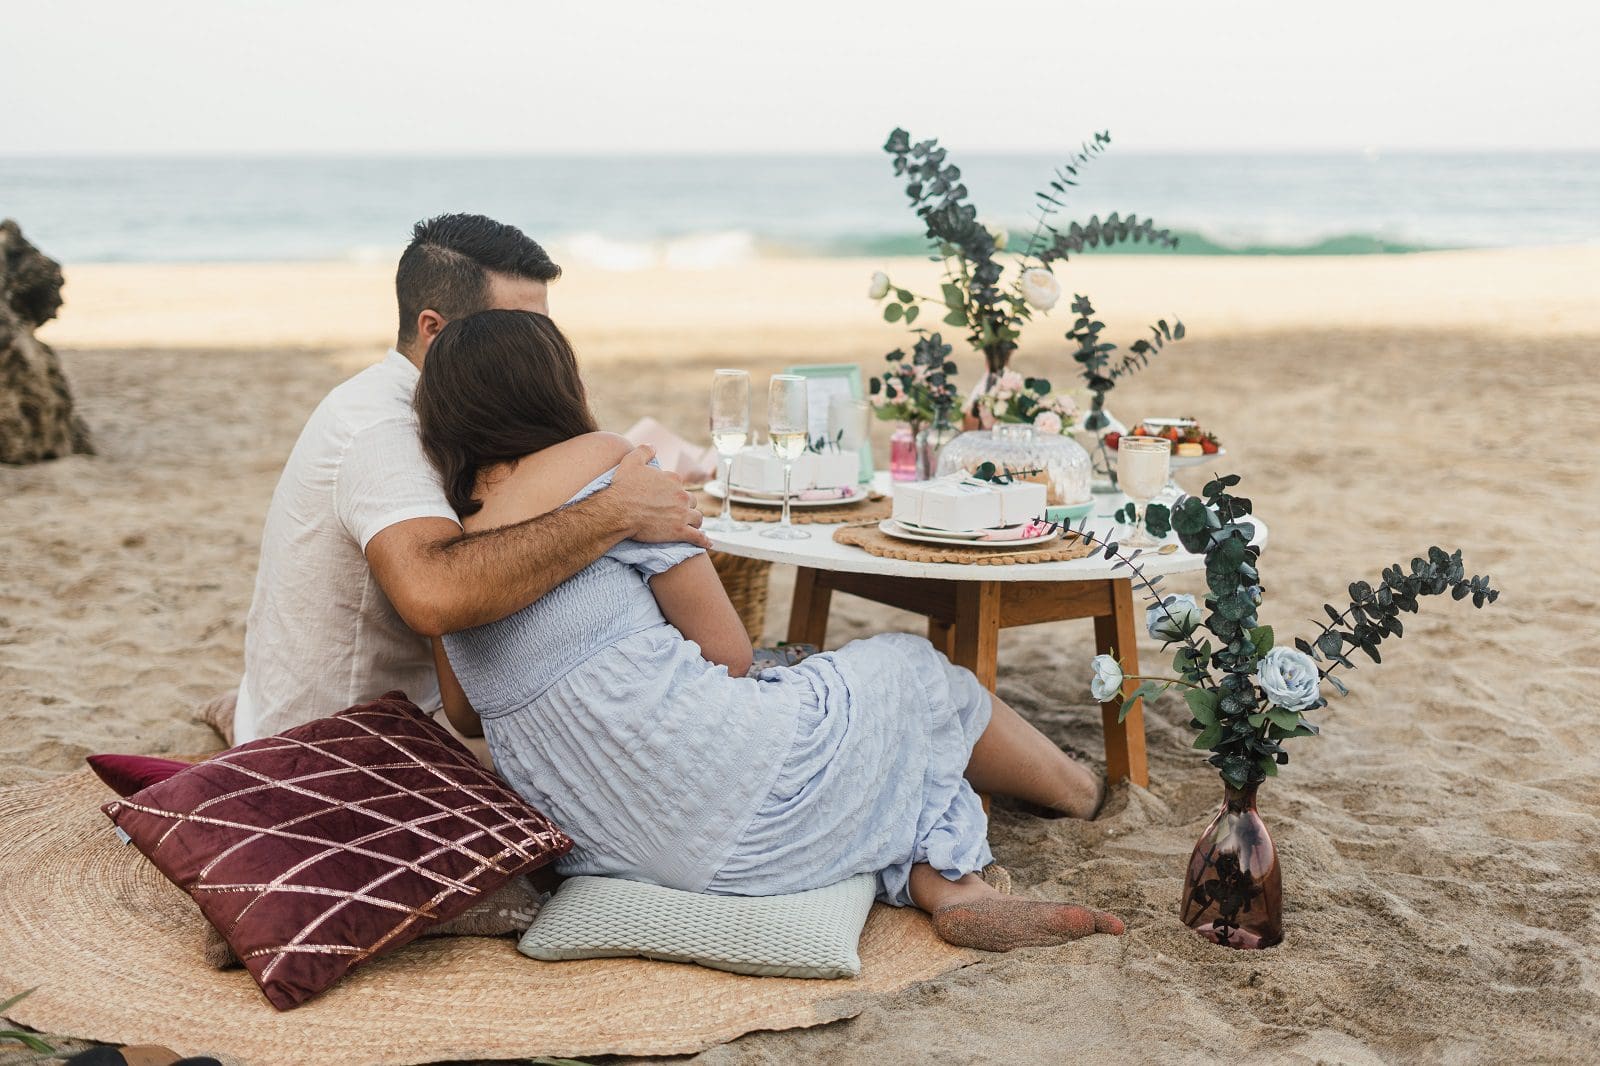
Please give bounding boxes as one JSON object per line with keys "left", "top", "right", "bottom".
{"left": 729, "top": 446, "right": 860, "bottom": 494}
{"left": 891, "top": 475, "right": 1048, "bottom": 532}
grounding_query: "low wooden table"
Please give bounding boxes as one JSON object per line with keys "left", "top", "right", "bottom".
{"left": 706, "top": 476, "right": 1270, "bottom": 788}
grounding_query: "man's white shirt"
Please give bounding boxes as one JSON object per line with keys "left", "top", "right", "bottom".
{"left": 234, "top": 350, "right": 460, "bottom": 742}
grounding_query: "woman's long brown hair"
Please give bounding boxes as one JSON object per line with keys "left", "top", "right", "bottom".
{"left": 414, "top": 309, "right": 598, "bottom": 517}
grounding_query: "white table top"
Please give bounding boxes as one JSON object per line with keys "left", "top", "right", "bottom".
{"left": 706, "top": 473, "right": 1270, "bottom": 584}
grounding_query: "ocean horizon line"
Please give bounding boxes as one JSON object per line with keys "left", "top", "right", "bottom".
{"left": 54, "top": 237, "right": 1600, "bottom": 271}
{"left": 4, "top": 147, "right": 1599, "bottom": 162}
{"left": 7, "top": 152, "right": 1596, "bottom": 265}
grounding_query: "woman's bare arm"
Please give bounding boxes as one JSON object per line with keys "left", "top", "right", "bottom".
{"left": 432, "top": 638, "right": 482, "bottom": 738}
{"left": 365, "top": 444, "right": 708, "bottom": 638}
{"left": 647, "top": 555, "right": 753, "bottom": 676}
{"left": 469, "top": 431, "right": 751, "bottom": 676}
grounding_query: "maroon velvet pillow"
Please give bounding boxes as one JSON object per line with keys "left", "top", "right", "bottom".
{"left": 87, "top": 753, "right": 190, "bottom": 797}
{"left": 102, "top": 692, "right": 571, "bottom": 1010}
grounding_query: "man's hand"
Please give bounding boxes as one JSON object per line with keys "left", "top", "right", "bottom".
{"left": 611, "top": 444, "right": 711, "bottom": 548}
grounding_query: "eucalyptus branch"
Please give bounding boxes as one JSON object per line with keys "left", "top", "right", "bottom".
{"left": 1043, "top": 514, "right": 1219, "bottom": 690}
{"left": 1069, "top": 471, "right": 1502, "bottom": 790}
{"left": 1036, "top": 212, "right": 1180, "bottom": 267}
{"left": 1125, "top": 674, "right": 1207, "bottom": 691}
{"left": 1295, "top": 549, "right": 1499, "bottom": 692}
{"left": 1021, "top": 130, "right": 1114, "bottom": 260}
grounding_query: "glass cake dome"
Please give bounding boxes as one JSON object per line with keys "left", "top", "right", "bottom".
{"left": 936, "top": 423, "right": 1093, "bottom": 505}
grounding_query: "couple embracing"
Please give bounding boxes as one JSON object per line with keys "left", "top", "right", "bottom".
{"left": 233, "top": 212, "right": 1123, "bottom": 951}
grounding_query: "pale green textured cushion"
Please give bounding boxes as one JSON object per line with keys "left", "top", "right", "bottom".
{"left": 518, "top": 874, "right": 877, "bottom": 979}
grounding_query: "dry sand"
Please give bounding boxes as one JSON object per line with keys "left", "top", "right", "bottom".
{"left": 4, "top": 249, "right": 1599, "bottom": 1062}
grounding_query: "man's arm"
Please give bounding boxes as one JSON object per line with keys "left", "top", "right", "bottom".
{"left": 366, "top": 445, "right": 708, "bottom": 637}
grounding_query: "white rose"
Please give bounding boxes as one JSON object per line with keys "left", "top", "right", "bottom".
{"left": 1256, "top": 648, "right": 1322, "bottom": 711}
{"left": 868, "top": 271, "right": 891, "bottom": 300}
{"left": 1090, "top": 654, "right": 1124, "bottom": 702}
{"left": 1146, "top": 593, "right": 1201, "bottom": 642}
{"left": 993, "top": 398, "right": 1009, "bottom": 417}
{"left": 1033, "top": 411, "right": 1063, "bottom": 435}
{"left": 1018, "top": 268, "right": 1061, "bottom": 311}
{"left": 985, "top": 223, "right": 1009, "bottom": 251}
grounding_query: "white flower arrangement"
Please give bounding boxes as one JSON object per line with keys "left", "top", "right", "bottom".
{"left": 971, "top": 375, "right": 1078, "bottom": 434}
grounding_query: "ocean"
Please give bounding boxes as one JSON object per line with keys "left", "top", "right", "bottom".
{"left": 1, "top": 152, "right": 1596, "bottom": 266}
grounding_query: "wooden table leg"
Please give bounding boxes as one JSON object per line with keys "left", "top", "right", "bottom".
{"left": 786, "top": 567, "right": 833, "bottom": 647}
{"left": 1093, "top": 578, "right": 1150, "bottom": 788}
{"left": 949, "top": 581, "right": 1001, "bottom": 692}
{"left": 927, "top": 618, "right": 954, "bottom": 659}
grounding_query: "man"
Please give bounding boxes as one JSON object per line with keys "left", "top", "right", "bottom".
{"left": 230, "top": 213, "right": 706, "bottom": 743}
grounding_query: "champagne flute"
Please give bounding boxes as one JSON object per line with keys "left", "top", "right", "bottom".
{"left": 705, "top": 369, "right": 751, "bottom": 533}
{"left": 1117, "top": 435, "right": 1172, "bottom": 547}
{"left": 760, "top": 374, "right": 812, "bottom": 540}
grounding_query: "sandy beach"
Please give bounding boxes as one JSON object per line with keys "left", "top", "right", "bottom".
{"left": 4, "top": 248, "right": 1599, "bottom": 1062}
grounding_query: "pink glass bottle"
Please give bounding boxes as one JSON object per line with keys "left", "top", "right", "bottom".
{"left": 889, "top": 423, "right": 918, "bottom": 482}
{"left": 1180, "top": 782, "right": 1283, "bottom": 949}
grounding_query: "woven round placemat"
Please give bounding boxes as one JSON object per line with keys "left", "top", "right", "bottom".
{"left": 0, "top": 768, "right": 979, "bottom": 1065}
{"left": 694, "top": 488, "right": 891, "bottom": 525}
{"left": 833, "top": 521, "right": 1096, "bottom": 565}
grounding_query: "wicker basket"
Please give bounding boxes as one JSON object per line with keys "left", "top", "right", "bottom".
{"left": 709, "top": 550, "right": 772, "bottom": 643}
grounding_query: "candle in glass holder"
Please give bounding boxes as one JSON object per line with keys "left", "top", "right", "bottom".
{"left": 1118, "top": 437, "right": 1171, "bottom": 502}
{"left": 829, "top": 396, "right": 874, "bottom": 485}
{"left": 829, "top": 396, "right": 872, "bottom": 451}
{"left": 1117, "top": 435, "right": 1172, "bottom": 548}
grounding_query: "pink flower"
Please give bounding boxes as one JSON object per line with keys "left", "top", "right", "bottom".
{"left": 1033, "top": 411, "right": 1063, "bottom": 435}
{"left": 997, "top": 369, "right": 1025, "bottom": 394}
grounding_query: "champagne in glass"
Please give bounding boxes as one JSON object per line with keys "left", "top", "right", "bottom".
{"left": 705, "top": 369, "right": 750, "bottom": 533}
{"left": 770, "top": 429, "right": 808, "bottom": 461}
{"left": 1117, "top": 435, "right": 1172, "bottom": 547}
{"left": 760, "top": 374, "right": 812, "bottom": 540}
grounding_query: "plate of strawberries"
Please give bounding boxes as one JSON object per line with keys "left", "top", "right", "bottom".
{"left": 1103, "top": 418, "right": 1225, "bottom": 468}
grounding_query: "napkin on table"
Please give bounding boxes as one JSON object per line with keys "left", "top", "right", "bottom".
{"left": 623, "top": 417, "right": 719, "bottom": 483}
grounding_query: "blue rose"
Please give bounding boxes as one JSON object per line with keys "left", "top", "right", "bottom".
{"left": 1089, "top": 654, "right": 1124, "bottom": 702}
{"left": 1146, "top": 594, "right": 1201, "bottom": 642}
{"left": 1256, "top": 647, "right": 1321, "bottom": 711}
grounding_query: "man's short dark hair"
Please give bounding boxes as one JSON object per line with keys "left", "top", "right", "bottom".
{"left": 395, "top": 213, "right": 561, "bottom": 346}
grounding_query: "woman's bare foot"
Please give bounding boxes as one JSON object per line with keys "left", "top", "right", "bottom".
{"left": 931, "top": 898, "right": 1125, "bottom": 951}
{"left": 908, "top": 866, "right": 1124, "bottom": 951}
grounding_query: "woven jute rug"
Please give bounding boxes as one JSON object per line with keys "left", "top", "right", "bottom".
{"left": 693, "top": 488, "right": 891, "bottom": 525}
{"left": 834, "top": 521, "right": 1097, "bottom": 565}
{"left": 0, "top": 769, "right": 979, "bottom": 1065}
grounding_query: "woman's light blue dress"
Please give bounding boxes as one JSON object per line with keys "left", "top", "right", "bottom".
{"left": 442, "top": 467, "right": 993, "bottom": 906}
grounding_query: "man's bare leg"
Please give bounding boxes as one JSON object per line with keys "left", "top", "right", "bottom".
{"left": 965, "top": 692, "right": 1102, "bottom": 819}
{"left": 909, "top": 864, "right": 1124, "bottom": 950}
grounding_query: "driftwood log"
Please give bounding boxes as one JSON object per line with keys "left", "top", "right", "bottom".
{"left": 0, "top": 219, "right": 92, "bottom": 464}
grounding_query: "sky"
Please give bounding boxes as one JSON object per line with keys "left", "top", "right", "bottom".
{"left": 7, "top": 0, "right": 1598, "bottom": 155}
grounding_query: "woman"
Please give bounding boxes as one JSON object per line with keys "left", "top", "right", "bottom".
{"left": 416, "top": 309, "right": 1123, "bottom": 951}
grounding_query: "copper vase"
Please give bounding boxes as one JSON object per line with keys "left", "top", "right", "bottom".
{"left": 1180, "top": 782, "right": 1283, "bottom": 949}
